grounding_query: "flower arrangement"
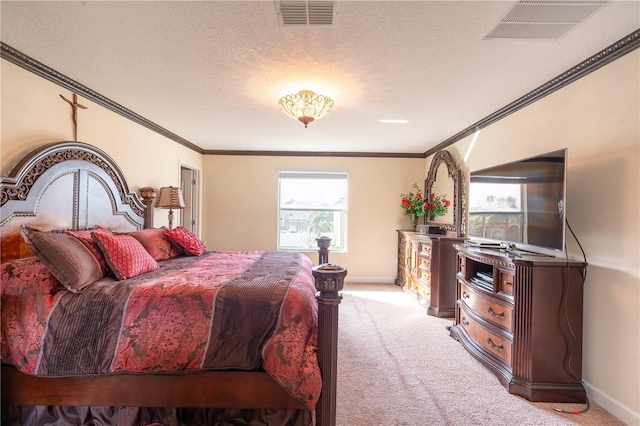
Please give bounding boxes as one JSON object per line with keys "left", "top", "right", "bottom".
{"left": 401, "top": 184, "right": 451, "bottom": 230}
{"left": 400, "top": 183, "right": 427, "bottom": 218}
{"left": 427, "top": 192, "right": 451, "bottom": 219}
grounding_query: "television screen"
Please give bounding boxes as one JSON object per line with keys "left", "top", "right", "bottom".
{"left": 467, "top": 149, "right": 567, "bottom": 252}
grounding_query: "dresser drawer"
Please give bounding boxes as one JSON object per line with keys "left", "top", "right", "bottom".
{"left": 419, "top": 242, "right": 432, "bottom": 257}
{"left": 417, "top": 283, "right": 430, "bottom": 301}
{"left": 416, "top": 283, "right": 431, "bottom": 307}
{"left": 459, "top": 282, "right": 513, "bottom": 332}
{"left": 498, "top": 269, "right": 514, "bottom": 296}
{"left": 457, "top": 305, "right": 512, "bottom": 366}
{"left": 419, "top": 256, "right": 431, "bottom": 270}
{"left": 418, "top": 268, "right": 431, "bottom": 284}
{"left": 458, "top": 254, "right": 466, "bottom": 274}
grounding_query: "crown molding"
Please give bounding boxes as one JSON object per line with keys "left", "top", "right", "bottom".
{"left": 3, "top": 28, "right": 639, "bottom": 160}
{"left": 0, "top": 42, "right": 422, "bottom": 158}
{"left": 201, "top": 149, "right": 424, "bottom": 158}
{"left": 0, "top": 42, "right": 204, "bottom": 155}
{"left": 424, "top": 28, "right": 640, "bottom": 158}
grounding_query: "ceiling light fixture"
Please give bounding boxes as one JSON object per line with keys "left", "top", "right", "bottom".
{"left": 278, "top": 90, "right": 334, "bottom": 128}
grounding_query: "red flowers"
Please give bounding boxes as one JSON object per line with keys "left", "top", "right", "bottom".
{"left": 428, "top": 193, "right": 450, "bottom": 218}
{"left": 400, "top": 183, "right": 427, "bottom": 217}
{"left": 401, "top": 184, "right": 450, "bottom": 219}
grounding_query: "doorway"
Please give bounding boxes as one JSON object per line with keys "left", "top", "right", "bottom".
{"left": 180, "top": 165, "right": 200, "bottom": 234}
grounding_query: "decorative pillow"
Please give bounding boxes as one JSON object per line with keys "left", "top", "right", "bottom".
{"left": 127, "top": 227, "right": 183, "bottom": 261}
{"left": 20, "top": 226, "right": 104, "bottom": 293}
{"left": 64, "top": 226, "right": 112, "bottom": 275}
{"left": 91, "top": 232, "right": 159, "bottom": 280}
{"left": 165, "top": 226, "right": 207, "bottom": 256}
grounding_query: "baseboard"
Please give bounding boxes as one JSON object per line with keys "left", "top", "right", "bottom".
{"left": 344, "top": 276, "right": 396, "bottom": 284}
{"left": 584, "top": 380, "right": 640, "bottom": 425}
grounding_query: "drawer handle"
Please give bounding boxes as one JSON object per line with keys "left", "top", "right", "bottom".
{"left": 503, "top": 280, "right": 512, "bottom": 286}
{"left": 462, "top": 291, "right": 470, "bottom": 299}
{"left": 486, "top": 337, "right": 504, "bottom": 350}
{"left": 461, "top": 317, "right": 469, "bottom": 326}
{"left": 487, "top": 306, "right": 504, "bottom": 318}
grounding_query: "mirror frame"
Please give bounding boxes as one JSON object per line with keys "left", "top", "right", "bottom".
{"left": 424, "top": 150, "right": 464, "bottom": 236}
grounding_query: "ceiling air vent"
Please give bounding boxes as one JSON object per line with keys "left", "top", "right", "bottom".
{"left": 485, "top": 0, "right": 608, "bottom": 39}
{"left": 276, "top": 1, "right": 337, "bottom": 27}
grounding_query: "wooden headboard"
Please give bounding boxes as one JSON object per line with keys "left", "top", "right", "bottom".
{"left": 0, "top": 141, "right": 151, "bottom": 262}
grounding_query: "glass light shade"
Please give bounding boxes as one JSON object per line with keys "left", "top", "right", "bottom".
{"left": 278, "top": 90, "right": 334, "bottom": 128}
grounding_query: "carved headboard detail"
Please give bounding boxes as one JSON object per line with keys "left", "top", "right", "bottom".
{"left": 0, "top": 141, "right": 148, "bottom": 262}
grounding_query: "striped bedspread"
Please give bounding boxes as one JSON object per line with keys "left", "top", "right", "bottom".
{"left": 1, "top": 251, "right": 321, "bottom": 409}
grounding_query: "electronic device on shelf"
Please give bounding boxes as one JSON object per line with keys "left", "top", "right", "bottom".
{"left": 464, "top": 239, "right": 556, "bottom": 258}
{"left": 464, "top": 239, "right": 503, "bottom": 248}
{"left": 469, "top": 276, "right": 493, "bottom": 292}
{"left": 466, "top": 149, "right": 567, "bottom": 255}
{"left": 476, "top": 271, "right": 493, "bottom": 282}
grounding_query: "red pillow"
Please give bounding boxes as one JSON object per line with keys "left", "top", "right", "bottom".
{"left": 91, "top": 232, "right": 159, "bottom": 280}
{"left": 165, "top": 227, "right": 207, "bottom": 256}
{"left": 127, "top": 227, "right": 183, "bottom": 261}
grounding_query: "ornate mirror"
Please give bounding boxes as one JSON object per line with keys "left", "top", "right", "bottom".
{"left": 424, "top": 150, "right": 464, "bottom": 236}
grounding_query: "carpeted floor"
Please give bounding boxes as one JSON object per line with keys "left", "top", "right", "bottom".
{"left": 336, "top": 283, "right": 624, "bottom": 426}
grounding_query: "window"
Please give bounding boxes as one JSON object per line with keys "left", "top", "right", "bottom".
{"left": 278, "top": 171, "right": 347, "bottom": 252}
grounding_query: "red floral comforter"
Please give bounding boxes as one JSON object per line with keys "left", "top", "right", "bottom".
{"left": 0, "top": 251, "right": 321, "bottom": 409}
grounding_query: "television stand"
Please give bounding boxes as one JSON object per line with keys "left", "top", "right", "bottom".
{"left": 449, "top": 243, "right": 586, "bottom": 402}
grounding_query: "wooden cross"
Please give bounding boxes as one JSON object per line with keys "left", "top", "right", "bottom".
{"left": 59, "top": 93, "right": 88, "bottom": 141}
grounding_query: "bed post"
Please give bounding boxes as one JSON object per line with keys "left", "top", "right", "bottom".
{"left": 139, "top": 187, "right": 157, "bottom": 229}
{"left": 316, "top": 236, "right": 332, "bottom": 264}
{"left": 312, "top": 263, "right": 346, "bottom": 426}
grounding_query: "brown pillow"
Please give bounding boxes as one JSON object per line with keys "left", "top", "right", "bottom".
{"left": 20, "top": 226, "right": 104, "bottom": 293}
{"left": 63, "top": 226, "right": 112, "bottom": 275}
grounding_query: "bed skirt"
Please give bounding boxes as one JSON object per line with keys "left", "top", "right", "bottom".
{"left": 1, "top": 406, "right": 312, "bottom": 426}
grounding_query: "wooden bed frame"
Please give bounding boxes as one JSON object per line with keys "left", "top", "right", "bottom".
{"left": 0, "top": 141, "right": 344, "bottom": 426}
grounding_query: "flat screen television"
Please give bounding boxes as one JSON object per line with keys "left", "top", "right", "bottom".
{"left": 467, "top": 148, "right": 567, "bottom": 253}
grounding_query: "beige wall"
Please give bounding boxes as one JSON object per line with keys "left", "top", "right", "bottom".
{"left": 431, "top": 51, "right": 639, "bottom": 423}
{"left": 2, "top": 47, "right": 639, "bottom": 424}
{"left": 1, "top": 60, "right": 203, "bottom": 229}
{"left": 202, "top": 155, "right": 424, "bottom": 278}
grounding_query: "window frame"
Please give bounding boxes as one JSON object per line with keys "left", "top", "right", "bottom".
{"left": 277, "top": 170, "right": 348, "bottom": 253}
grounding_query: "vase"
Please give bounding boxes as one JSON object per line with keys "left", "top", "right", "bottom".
{"left": 411, "top": 214, "right": 419, "bottom": 231}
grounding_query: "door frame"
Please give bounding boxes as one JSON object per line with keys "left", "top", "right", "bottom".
{"left": 179, "top": 162, "right": 201, "bottom": 236}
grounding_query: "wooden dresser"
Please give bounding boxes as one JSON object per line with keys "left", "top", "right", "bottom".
{"left": 396, "top": 230, "right": 463, "bottom": 318}
{"left": 449, "top": 243, "right": 587, "bottom": 402}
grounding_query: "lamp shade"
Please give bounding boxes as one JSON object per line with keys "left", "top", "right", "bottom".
{"left": 156, "top": 186, "right": 186, "bottom": 210}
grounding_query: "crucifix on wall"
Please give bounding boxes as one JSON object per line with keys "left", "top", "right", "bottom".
{"left": 59, "top": 93, "right": 88, "bottom": 141}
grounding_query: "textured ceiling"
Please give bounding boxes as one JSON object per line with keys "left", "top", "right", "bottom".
{"left": 1, "top": 1, "right": 639, "bottom": 155}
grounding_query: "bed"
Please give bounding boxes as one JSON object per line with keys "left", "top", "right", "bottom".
{"left": 0, "top": 141, "right": 345, "bottom": 426}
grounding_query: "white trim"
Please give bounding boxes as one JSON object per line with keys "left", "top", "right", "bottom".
{"left": 583, "top": 380, "right": 639, "bottom": 425}
{"left": 344, "top": 276, "right": 396, "bottom": 284}
{"left": 178, "top": 161, "right": 202, "bottom": 237}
